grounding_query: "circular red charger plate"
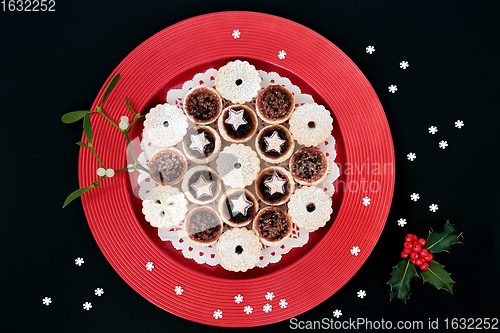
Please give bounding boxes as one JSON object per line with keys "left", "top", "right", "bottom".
{"left": 79, "top": 11, "right": 395, "bottom": 327}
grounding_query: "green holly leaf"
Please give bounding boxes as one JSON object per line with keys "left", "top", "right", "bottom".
{"left": 388, "top": 260, "right": 419, "bottom": 303}
{"left": 426, "top": 220, "right": 463, "bottom": 254}
{"left": 420, "top": 260, "right": 455, "bottom": 293}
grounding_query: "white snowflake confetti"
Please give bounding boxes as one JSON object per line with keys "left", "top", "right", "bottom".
{"left": 244, "top": 305, "right": 253, "bottom": 314}
{"left": 333, "top": 309, "right": 342, "bottom": 318}
{"left": 362, "top": 196, "right": 371, "bottom": 206}
{"left": 428, "top": 126, "right": 438, "bottom": 135}
{"left": 42, "top": 297, "right": 52, "bottom": 306}
{"left": 399, "top": 61, "right": 409, "bottom": 69}
{"left": 439, "top": 140, "right": 448, "bottom": 149}
{"left": 232, "top": 29, "right": 241, "bottom": 39}
{"left": 397, "top": 218, "right": 407, "bottom": 227}
{"left": 265, "top": 292, "right": 275, "bottom": 301}
{"left": 407, "top": 152, "right": 416, "bottom": 161}
{"left": 263, "top": 303, "right": 272, "bottom": 313}
{"left": 429, "top": 204, "right": 439, "bottom": 213}
{"left": 175, "top": 286, "right": 183, "bottom": 295}
{"left": 279, "top": 299, "right": 288, "bottom": 309}
{"left": 83, "top": 302, "right": 92, "bottom": 311}
{"left": 410, "top": 193, "right": 420, "bottom": 202}
{"left": 278, "top": 50, "right": 286, "bottom": 60}
{"left": 234, "top": 294, "right": 243, "bottom": 304}
{"left": 94, "top": 288, "right": 104, "bottom": 297}
{"left": 388, "top": 85, "right": 398, "bottom": 93}
{"left": 455, "top": 120, "right": 464, "bottom": 129}
{"left": 357, "top": 290, "right": 367, "bottom": 299}
{"left": 213, "top": 309, "right": 223, "bottom": 319}
{"left": 350, "top": 246, "right": 361, "bottom": 256}
{"left": 75, "top": 257, "right": 84, "bottom": 266}
{"left": 366, "top": 45, "right": 375, "bottom": 54}
{"left": 146, "top": 261, "right": 154, "bottom": 271}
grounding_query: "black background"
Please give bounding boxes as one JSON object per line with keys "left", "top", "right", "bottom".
{"left": 2, "top": 1, "right": 499, "bottom": 332}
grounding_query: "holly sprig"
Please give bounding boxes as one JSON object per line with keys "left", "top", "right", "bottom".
{"left": 387, "top": 220, "right": 463, "bottom": 303}
{"left": 61, "top": 74, "right": 147, "bottom": 208}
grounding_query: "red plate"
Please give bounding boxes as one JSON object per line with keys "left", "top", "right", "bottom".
{"left": 79, "top": 12, "right": 394, "bottom": 327}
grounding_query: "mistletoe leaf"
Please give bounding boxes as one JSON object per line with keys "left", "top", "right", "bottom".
{"left": 83, "top": 113, "right": 93, "bottom": 145}
{"left": 75, "top": 141, "right": 88, "bottom": 148}
{"left": 62, "top": 186, "right": 92, "bottom": 208}
{"left": 420, "top": 260, "right": 455, "bottom": 293}
{"left": 426, "top": 220, "right": 463, "bottom": 254}
{"left": 61, "top": 110, "right": 90, "bottom": 124}
{"left": 387, "top": 260, "right": 419, "bottom": 303}
{"left": 100, "top": 73, "right": 120, "bottom": 108}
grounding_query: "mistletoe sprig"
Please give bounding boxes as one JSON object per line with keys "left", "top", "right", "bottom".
{"left": 387, "top": 220, "right": 463, "bottom": 303}
{"left": 61, "top": 74, "right": 147, "bottom": 208}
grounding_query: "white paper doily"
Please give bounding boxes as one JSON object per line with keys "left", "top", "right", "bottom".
{"left": 129, "top": 68, "right": 339, "bottom": 269}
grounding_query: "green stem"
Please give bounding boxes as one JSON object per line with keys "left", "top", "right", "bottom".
{"left": 124, "top": 130, "right": 148, "bottom": 172}
{"left": 97, "top": 109, "right": 121, "bottom": 130}
{"left": 90, "top": 146, "right": 105, "bottom": 169}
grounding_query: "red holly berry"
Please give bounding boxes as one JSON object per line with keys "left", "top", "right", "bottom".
{"left": 411, "top": 234, "right": 418, "bottom": 242}
{"left": 419, "top": 248, "right": 429, "bottom": 257}
{"left": 403, "top": 248, "right": 411, "bottom": 254}
{"left": 410, "top": 252, "right": 419, "bottom": 260}
{"left": 411, "top": 258, "right": 417, "bottom": 265}
{"left": 420, "top": 262, "right": 429, "bottom": 270}
{"left": 405, "top": 234, "right": 413, "bottom": 243}
{"left": 404, "top": 242, "right": 412, "bottom": 249}
{"left": 415, "top": 259, "right": 423, "bottom": 266}
{"left": 424, "top": 253, "right": 433, "bottom": 262}
{"left": 418, "top": 238, "right": 426, "bottom": 246}
{"left": 401, "top": 250, "right": 409, "bottom": 259}
{"left": 412, "top": 243, "right": 421, "bottom": 252}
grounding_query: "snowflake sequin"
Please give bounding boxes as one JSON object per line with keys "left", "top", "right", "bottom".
{"left": 407, "top": 152, "right": 416, "bottom": 161}
{"left": 399, "top": 61, "right": 409, "bottom": 69}
{"left": 429, "top": 204, "right": 439, "bottom": 213}
{"left": 146, "top": 262, "right": 154, "bottom": 271}
{"left": 94, "top": 288, "right": 104, "bottom": 297}
{"left": 410, "top": 193, "right": 420, "bottom": 202}
{"left": 455, "top": 120, "right": 464, "bottom": 129}
{"left": 388, "top": 85, "right": 398, "bottom": 93}
{"left": 366, "top": 45, "right": 375, "bottom": 54}
{"left": 175, "top": 286, "right": 183, "bottom": 295}
{"left": 42, "top": 297, "right": 52, "bottom": 306}
{"left": 279, "top": 299, "right": 288, "bottom": 308}
{"left": 83, "top": 302, "right": 92, "bottom": 311}
{"left": 439, "top": 140, "right": 449, "bottom": 149}
{"left": 232, "top": 29, "right": 241, "bottom": 39}
{"left": 428, "top": 126, "right": 438, "bottom": 135}
{"left": 75, "top": 257, "right": 84, "bottom": 266}
{"left": 362, "top": 196, "right": 371, "bottom": 206}
{"left": 333, "top": 309, "right": 342, "bottom": 318}
{"left": 234, "top": 294, "right": 243, "bottom": 304}
{"left": 244, "top": 305, "right": 253, "bottom": 314}
{"left": 350, "top": 246, "right": 361, "bottom": 256}
{"left": 278, "top": 50, "right": 286, "bottom": 60}
{"left": 357, "top": 290, "right": 367, "bottom": 299}
{"left": 213, "top": 309, "right": 223, "bottom": 319}
{"left": 263, "top": 303, "right": 272, "bottom": 313}
{"left": 265, "top": 292, "right": 275, "bottom": 301}
{"left": 397, "top": 218, "right": 407, "bottom": 227}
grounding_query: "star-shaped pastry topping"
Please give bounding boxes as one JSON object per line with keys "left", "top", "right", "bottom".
{"left": 190, "top": 174, "right": 214, "bottom": 199}
{"left": 230, "top": 193, "right": 253, "bottom": 216}
{"left": 224, "top": 109, "right": 248, "bottom": 131}
{"left": 189, "top": 131, "right": 210, "bottom": 154}
{"left": 264, "top": 172, "right": 287, "bottom": 195}
{"left": 264, "top": 131, "right": 285, "bottom": 153}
